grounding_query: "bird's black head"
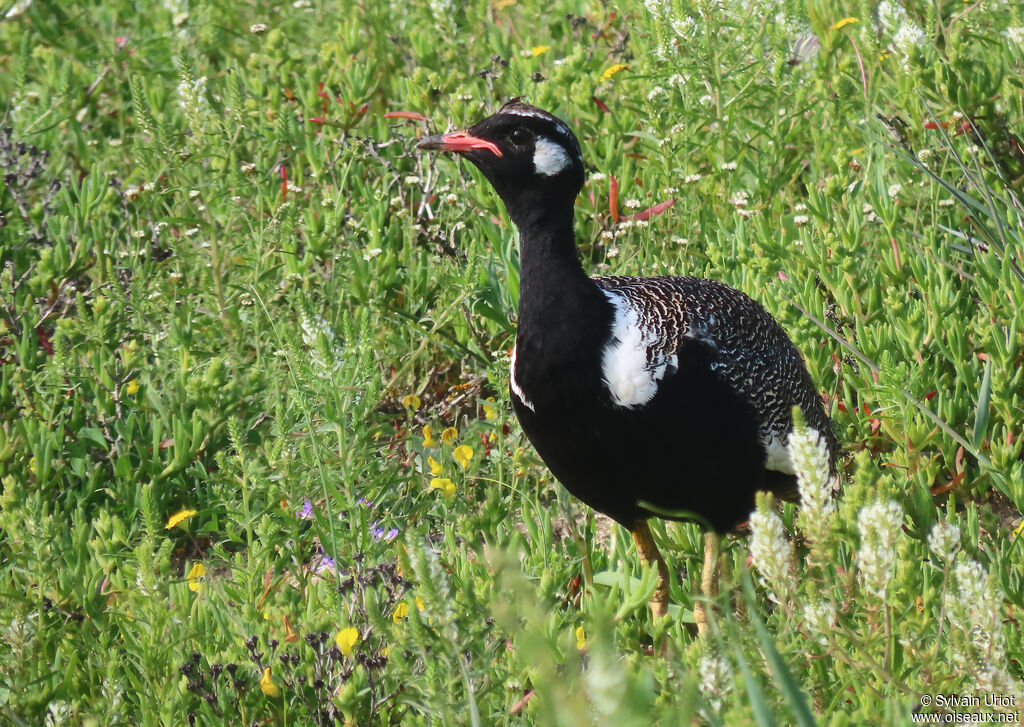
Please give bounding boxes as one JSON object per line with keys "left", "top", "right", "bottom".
{"left": 416, "top": 100, "right": 585, "bottom": 224}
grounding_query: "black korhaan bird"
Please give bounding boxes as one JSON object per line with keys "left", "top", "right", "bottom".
{"left": 417, "top": 100, "right": 836, "bottom": 631}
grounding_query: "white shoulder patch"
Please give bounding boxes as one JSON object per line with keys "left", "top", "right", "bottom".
{"left": 510, "top": 344, "right": 535, "bottom": 412}
{"left": 600, "top": 290, "right": 677, "bottom": 408}
{"left": 763, "top": 434, "right": 795, "bottom": 474}
{"left": 533, "top": 137, "right": 571, "bottom": 177}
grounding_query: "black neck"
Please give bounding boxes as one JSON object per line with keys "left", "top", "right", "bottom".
{"left": 509, "top": 198, "right": 611, "bottom": 363}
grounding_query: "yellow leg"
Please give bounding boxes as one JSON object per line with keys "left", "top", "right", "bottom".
{"left": 631, "top": 521, "right": 670, "bottom": 620}
{"left": 693, "top": 531, "right": 720, "bottom": 636}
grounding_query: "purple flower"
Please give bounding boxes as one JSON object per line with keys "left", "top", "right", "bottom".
{"left": 297, "top": 499, "right": 314, "bottom": 520}
{"left": 370, "top": 521, "right": 400, "bottom": 542}
{"left": 313, "top": 550, "right": 336, "bottom": 575}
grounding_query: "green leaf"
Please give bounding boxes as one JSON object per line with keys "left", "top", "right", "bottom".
{"left": 972, "top": 358, "right": 992, "bottom": 449}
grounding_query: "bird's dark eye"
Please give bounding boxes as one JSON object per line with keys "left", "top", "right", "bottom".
{"left": 508, "top": 128, "right": 531, "bottom": 145}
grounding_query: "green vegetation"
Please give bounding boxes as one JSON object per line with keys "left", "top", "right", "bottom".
{"left": 1, "top": 0, "right": 1022, "bottom": 724}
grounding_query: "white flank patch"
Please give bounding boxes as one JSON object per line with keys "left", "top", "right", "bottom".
{"left": 510, "top": 344, "right": 536, "bottom": 412}
{"left": 600, "top": 291, "right": 676, "bottom": 408}
{"left": 763, "top": 434, "right": 795, "bottom": 474}
{"left": 533, "top": 137, "right": 571, "bottom": 177}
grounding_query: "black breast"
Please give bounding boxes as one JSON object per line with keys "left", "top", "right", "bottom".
{"left": 510, "top": 275, "right": 835, "bottom": 533}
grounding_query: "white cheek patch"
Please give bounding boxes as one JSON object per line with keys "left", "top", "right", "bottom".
{"left": 533, "top": 137, "right": 571, "bottom": 177}
{"left": 600, "top": 291, "right": 677, "bottom": 408}
{"left": 763, "top": 434, "right": 795, "bottom": 474}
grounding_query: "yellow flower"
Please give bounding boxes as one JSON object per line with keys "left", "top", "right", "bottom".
{"left": 393, "top": 597, "right": 427, "bottom": 623}
{"left": 427, "top": 455, "right": 443, "bottom": 475}
{"left": 599, "top": 63, "right": 629, "bottom": 82}
{"left": 531, "top": 45, "right": 550, "bottom": 56}
{"left": 575, "top": 625, "right": 587, "bottom": 650}
{"left": 402, "top": 394, "right": 421, "bottom": 411}
{"left": 165, "top": 508, "right": 198, "bottom": 529}
{"left": 830, "top": 17, "right": 858, "bottom": 31}
{"left": 430, "top": 477, "right": 456, "bottom": 498}
{"left": 483, "top": 397, "right": 497, "bottom": 420}
{"left": 187, "top": 563, "right": 205, "bottom": 593}
{"left": 453, "top": 445, "right": 474, "bottom": 469}
{"left": 1014, "top": 520, "right": 1024, "bottom": 539}
{"left": 28, "top": 456, "right": 36, "bottom": 475}
{"left": 440, "top": 426, "right": 459, "bottom": 445}
{"left": 126, "top": 379, "right": 140, "bottom": 395}
{"left": 336, "top": 627, "right": 360, "bottom": 656}
{"left": 422, "top": 425, "right": 438, "bottom": 448}
{"left": 260, "top": 667, "right": 279, "bottom": 697}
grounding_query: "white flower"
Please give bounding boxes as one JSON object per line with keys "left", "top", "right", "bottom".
{"left": 698, "top": 654, "right": 732, "bottom": 711}
{"left": 721, "top": 161, "right": 738, "bottom": 171}
{"left": 44, "top": 701, "right": 72, "bottom": 727}
{"left": 624, "top": 198, "right": 642, "bottom": 209}
{"left": 887, "top": 183, "right": 903, "bottom": 197}
{"left": 590, "top": 172, "right": 608, "bottom": 182}
{"left": 644, "top": 0, "right": 669, "bottom": 17}
{"left": 698, "top": 94, "right": 715, "bottom": 106}
{"left": 647, "top": 86, "right": 665, "bottom": 101}
{"left": 1007, "top": 27, "right": 1024, "bottom": 47}
{"left": 684, "top": 173, "right": 702, "bottom": 184}
{"left": 176, "top": 75, "right": 209, "bottom": 118}
{"left": 802, "top": 600, "right": 836, "bottom": 645}
{"left": 250, "top": 23, "right": 268, "bottom": 34}
{"left": 927, "top": 520, "right": 960, "bottom": 561}
{"left": 300, "top": 312, "right": 343, "bottom": 378}
{"left": 894, "top": 24, "right": 926, "bottom": 67}
{"left": 670, "top": 16, "right": 697, "bottom": 40}
{"left": 790, "top": 425, "right": 834, "bottom": 548}
{"left": 857, "top": 499, "right": 904, "bottom": 600}
{"left": 749, "top": 508, "right": 793, "bottom": 604}
{"left": 728, "top": 191, "right": 749, "bottom": 207}
{"left": 794, "top": 215, "right": 809, "bottom": 227}
{"left": 794, "top": 202, "right": 807, "bottom": 212}
{"left": 877, "top": 0, "right": 907, "bottom": 31}
{"left": 938, "top": 198, "right": 955, "bottom": 208}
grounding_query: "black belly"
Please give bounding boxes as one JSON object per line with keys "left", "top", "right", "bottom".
{"left": 511, "top": 351, "right": 791, "bottom": 533}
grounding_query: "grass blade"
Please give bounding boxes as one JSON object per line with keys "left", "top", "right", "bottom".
{"left": 742, "top": 573, "right": 819, "bottom": 727}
